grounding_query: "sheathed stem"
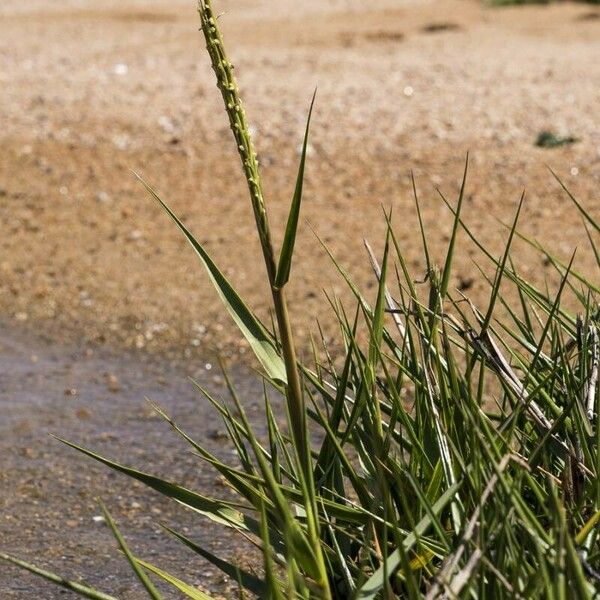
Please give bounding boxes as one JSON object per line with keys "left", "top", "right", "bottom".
{"left": 197, "top": 0, "right": 308, "bottom": 474}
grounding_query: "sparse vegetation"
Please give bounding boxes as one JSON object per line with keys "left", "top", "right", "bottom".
{"left": 488, "top": 0, "right": 599, "bottom": 5}
{"left": 3, "top": 0, "right": 600, "bottom": 598}
{"left": 488, "top": 0, "right": 549, "bottom": 6}
{"left": 535, "top": 130, "right": 579, "bottom": 148}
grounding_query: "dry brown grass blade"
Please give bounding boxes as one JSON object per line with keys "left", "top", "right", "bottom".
{"left": 586, "top": 325, "right": 599, "bottom": 421}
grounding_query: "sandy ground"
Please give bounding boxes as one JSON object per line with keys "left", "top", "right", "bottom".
{"left": 1, "top": 0, "right": 599, "bottom": 361}
{"left": 0, "top": 319, "right": 271, "bottom": 598}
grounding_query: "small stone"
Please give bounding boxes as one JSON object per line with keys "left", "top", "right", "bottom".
{"left": 112, "top": 134, "right": 130, "bottom": 150}
{"left": 76, "top": 408, "right": 91, "bottom": 420}
{"left": 208, "top": 429, "right": 228, "bottom": 441}
{"left": 158, "top": 115, "right": 175, "bottom": 133}
{"left": 21, "top": 448, "right": 35, "bottom": 459}
{"left": 95, "top": 191, "right": 111, "bottom": 203}
{"left": 113, "top": 63, "right": 129, "bottom": 76}
{"left": 193, "top": 324, "right": 207, "bottom": 336}
{"left": 64, "top": 388, "right": 77, "bottom": 396}
{"left": 106, "top": 373, "right": 121, "bottom": 393}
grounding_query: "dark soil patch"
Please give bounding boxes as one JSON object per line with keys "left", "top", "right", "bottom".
{"left": 0, "top": 321, "right": 270, "bottom": 598}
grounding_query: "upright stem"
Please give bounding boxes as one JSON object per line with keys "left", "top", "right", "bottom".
{"left": 197, "top": 0, "right": 308, "bottom": 472}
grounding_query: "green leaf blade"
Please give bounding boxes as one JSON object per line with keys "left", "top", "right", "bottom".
{"left": 98, "top": 501, "right": 163, "bottom": 600}
{"left": 0, "top": 553, "right": 118, "bottom": 600}
{"left": 136, "top": 558, "right": 216, "bottom": 600}
{"left": 274, "top": 89, "right": 317, "bottom": 289}
{"left": 137, "top": 175, "right": 287, "bottom": 384}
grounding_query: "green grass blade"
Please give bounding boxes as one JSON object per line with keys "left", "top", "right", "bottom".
{"left": 163, "top": 526, "right": 267, "bottom": 596}
{"left": 136, "top": 558, "right": 216, "bottom": 599}
{"left": 550, "top": 168, "right": 600, "bottom": 234}
{"left": 355, "top": 483, "right": 461, "bottom": 599}
{"left": 480, "top": 191, "right": 524, "bottom": 334}
{"left": 54, "top": 436, "right": 258, "bottom": 534}
{"left": 259, "top": 500, "right": 287, "bottom": 600}
{"left": 412, "top": 172, "right": 432, "bottom": 274}
{"left": 440, "top": 154, "right": 469, "bottom": 298}
{"left": 98, "top": 500, "right": 163, "bottom": 600}
{"left": 583, "top": 221, "right": 600, "bottom": 270}
{"left": 275, "top": 89, "right": 317, "bottom": 289}
{"left": 0, "top": 553, "right": 118, "bottom": 600}
{"left": 137, "top": 174, "right": 286, "bottom": 384}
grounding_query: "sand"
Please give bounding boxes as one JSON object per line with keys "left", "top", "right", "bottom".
{"left": 1, "top": 0, "right": 599, "bottom": 360}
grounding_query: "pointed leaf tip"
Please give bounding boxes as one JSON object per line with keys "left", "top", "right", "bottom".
{"left": 275, "top": 89, "right": 317, "bottom": 289}
{"left": 138, "top": 175, "right": 287, "bottom": 384}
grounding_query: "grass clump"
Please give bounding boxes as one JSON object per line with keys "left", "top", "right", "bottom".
{"left": 535, "top": 130, "right": 579, "bottom": 148}
{"left": 4, "top": 0, "right": 600, "bottom": 598}
{"left": 488, "top": 0, "right": 599, "bottom": 5}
